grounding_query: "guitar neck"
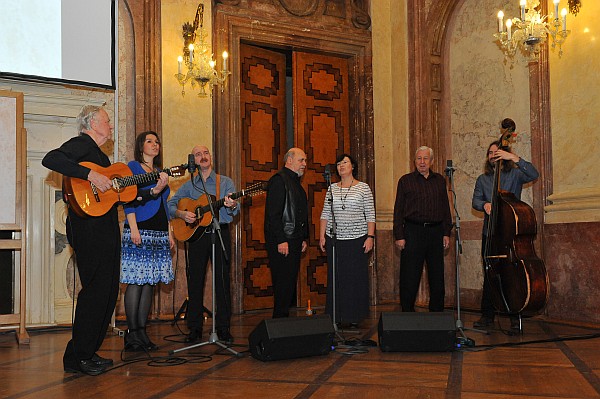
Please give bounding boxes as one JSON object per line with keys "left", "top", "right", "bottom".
{"left": 205, "top": 190, "right": 245, "bottom": 210}
{"left": 117, "top": 168, "right": 171, "bottom": 189}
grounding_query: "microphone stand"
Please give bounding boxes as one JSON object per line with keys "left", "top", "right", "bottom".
{"left": 323, "top": 169, "right": 343, "bottom": 342}
{"left": 323, "top": 168, "right": 358, "bottom": 343}
{"left": 170, "top": 168, "right": 240, "bottom": 357}
{"left": 445, "top": 165, "right": 487, "bottom": 347}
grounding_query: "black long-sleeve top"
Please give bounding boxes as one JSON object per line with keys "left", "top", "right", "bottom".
{"left": 264, "top": 167, "right": 309, "bottom": 244}
{"left": 42, "top": 133, "right": 108, "bottom": 180}
{"left": 393, "top": 169, "right": 453, "bottom": 240}
{"left": 41, "top": 132, "right": 122, "bottom": 252}
{"left": 42, "top": 133, "right": 153, "bottom": 218}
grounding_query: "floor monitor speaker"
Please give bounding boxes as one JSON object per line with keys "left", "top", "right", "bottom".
{"left": 249, "top": 315, "right": 335, "bottom": 361}
{"left": 378, "top": 312, "right": 456, "bottom": 352}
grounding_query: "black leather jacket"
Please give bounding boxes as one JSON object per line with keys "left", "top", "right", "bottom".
{"left": 264, "top": 167, "right": 309, "bottom": 243}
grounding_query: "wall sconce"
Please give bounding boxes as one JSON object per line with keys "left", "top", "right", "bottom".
{"left": 174, "top": 3, "right": 230, "bottom": 97}
{"left": 494, "top": 0, "right": 572, "bottom": 61}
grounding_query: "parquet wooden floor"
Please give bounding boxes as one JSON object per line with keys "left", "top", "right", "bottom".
{"left": 1, "top": 304, "right": 600, "bottom": 399}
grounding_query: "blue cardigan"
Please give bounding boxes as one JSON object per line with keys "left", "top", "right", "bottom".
{"left": 123, "top": 161, "right": 171, "bottom": 223}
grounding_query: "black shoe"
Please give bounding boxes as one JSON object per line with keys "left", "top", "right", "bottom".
{"left": 349, "top": 323, "right": 359, "bottom": 329}
{"left": 185, "top": 329, "right": 202, "bottom": 343}
{"left": 473, "top": 316, "right": 494, "bottom": 328}
{"left": 64, "top": 359, "right": 107, "bottom": 376}
{"left": 124, "top": 329, "right": 145, "bottom": 352}
{"left": 91, "top": 353, "right": 113, "bottom": 366}
{"left": 217, "top": 329, "right": 233, "bottom": 344}
{"left": 139, "top": 328, "right": 159, "bottom": 351}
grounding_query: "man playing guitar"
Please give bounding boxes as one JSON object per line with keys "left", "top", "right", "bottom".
{"left": 167, "top": 145, "right": 238, "bottom": 344}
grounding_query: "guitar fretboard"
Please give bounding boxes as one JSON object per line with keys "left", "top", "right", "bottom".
{"left": 198, "top": 190, "right": 245, "bottom": 212}
{"left": 116, "top": 168, "right": 174, "bottom": 189}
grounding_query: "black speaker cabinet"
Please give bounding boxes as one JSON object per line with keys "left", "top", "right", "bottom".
{"left": 378, "top": 312, "right": 456, "bottom": 352}
{"left": 249, "top": 315, "right": 335, "bottom": 361}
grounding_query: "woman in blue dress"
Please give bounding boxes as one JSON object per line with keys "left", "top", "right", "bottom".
{"left": 121, "top": 131, "right": 174, "bottom": 351}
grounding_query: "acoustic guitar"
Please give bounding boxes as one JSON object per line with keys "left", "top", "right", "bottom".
{"left": 172, "top": 181, "right": 266, "bottom": 242}
{"left": 63, "top": 162, "right": 186, "bottom": 217}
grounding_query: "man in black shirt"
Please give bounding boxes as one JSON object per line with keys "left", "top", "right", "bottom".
{"left": 393, "top": 146, "right": 452, "bottom": 312}
{"left": 264, "top": 148, "right": 309, "bottom": 318}
{"left": 42, "top": 105, "right": 167, "bottom": 375}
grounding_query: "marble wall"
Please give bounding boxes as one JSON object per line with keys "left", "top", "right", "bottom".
{"left": 448, "top": 0, "right": 533, "bottom": 302}
{"left": 161, "top": 0, "right": 215, "bottom": 171}
{"left": 370, "top": 0, "right": 410, "bottom": 302}
{"left": 547, "top": 1, "right": 600, "bottom": 223}
{"left": 0, "top": 79, "right": 111, "bottom": 325}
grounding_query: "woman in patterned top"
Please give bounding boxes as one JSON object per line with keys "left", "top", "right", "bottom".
{"left": 319, "top": 153, "right": 376, "bottom": 327}
{"left": 121, "top": 131, "right": 174, "bottom": 351}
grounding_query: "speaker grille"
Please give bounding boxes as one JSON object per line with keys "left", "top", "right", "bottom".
{"left": 378, "top": 312, "right": 456, "bottom": 352}
{"left": 249, "top": 315, "right": 335, "bottom": 361}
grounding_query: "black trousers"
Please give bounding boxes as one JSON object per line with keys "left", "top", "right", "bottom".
{"left": 186, "top": 225, "right": 231, "bottom": 331}
{"left": 64, "top": 212, "right": 121, "bottom": 364}
{"left": 400, "top": 223, "right": 445, "bottom": 312}
{"left": 267, "top": 238, "right": 303, "bottom": 318}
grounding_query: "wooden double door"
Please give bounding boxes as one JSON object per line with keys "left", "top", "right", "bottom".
{"left": 239, "top": 43, "right": 351, "bottom": 312}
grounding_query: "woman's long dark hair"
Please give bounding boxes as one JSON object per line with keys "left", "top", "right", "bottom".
{"left": 134, "top": 131, "right": 162, "bottom": 169}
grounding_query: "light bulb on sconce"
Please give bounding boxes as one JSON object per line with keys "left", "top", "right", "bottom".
{"left": 493, "top": 0, "right": 574, "bottom": 61}
{"left": 174, "top": 3, "right": 231, "bottom": 97}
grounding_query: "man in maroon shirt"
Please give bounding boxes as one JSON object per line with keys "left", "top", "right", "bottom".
{"left": 393, "top": 146, "right": 452, "bottom": 312}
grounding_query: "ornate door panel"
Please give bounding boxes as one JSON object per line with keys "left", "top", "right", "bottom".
{"left": 240, "top": 44, "right": 287, "bottom": 310}
{"left": 293, "top": 51, "right": 351, "bottom": 310}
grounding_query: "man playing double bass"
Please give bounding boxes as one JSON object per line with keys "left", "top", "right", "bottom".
{"left": 472, "top": 118, "right": 539, "bottom": 332}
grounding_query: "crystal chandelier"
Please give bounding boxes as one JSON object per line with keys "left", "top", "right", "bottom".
{"left": 174, "top": 3, "right": 230, "bottom": 97}
{"left": 494, "top": 0, "right": 570, "bottom": 60}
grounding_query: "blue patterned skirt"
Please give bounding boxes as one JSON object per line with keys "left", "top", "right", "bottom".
{"left": 120, "top": 227, "right": 174, "bottom": 285}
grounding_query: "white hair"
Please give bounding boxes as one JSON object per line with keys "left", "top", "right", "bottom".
{"left": 415, "top": 146, "right": 434, "bottom": 159}
{"left": 76, "top": 105, "right": 103, "bottom": 132}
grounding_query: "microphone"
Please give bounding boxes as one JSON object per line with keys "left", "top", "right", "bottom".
{"left": 322, "top": 164, "right": 331, "bottom": 180}
{"left": 444, "top": 159, "right": 455, "bottom": 176}
{"left": 187, "top": 153, "right": 196, "bottom": 174}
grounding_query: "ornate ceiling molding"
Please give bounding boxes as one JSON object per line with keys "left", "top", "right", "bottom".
{"left": 215, "top": 0, "right": 371, "bottom": 30}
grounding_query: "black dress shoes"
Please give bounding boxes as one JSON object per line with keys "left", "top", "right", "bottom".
{"left": 217, "top": 329, "right": 234, "bottom": 344}
{"left": 64, "top": 359, "right": 107, "bottom": 376}
{"left": 91, "top": 353, "right": 113, "bottom": 367}
{"left": 185, "top": 329, "right": 202, "bottom": 343}
{"left": 473, "top": 316, "right": 494, "bottom": 328}
{"left": 124, "top": 329, "right": 145, "bottom": 352}
{"left": 139, "top": 328, "right": 159, "bottom": 351}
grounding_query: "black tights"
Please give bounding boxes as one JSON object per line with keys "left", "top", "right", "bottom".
{"left": 124, "top": 284, "right": 154, "bottom": 331}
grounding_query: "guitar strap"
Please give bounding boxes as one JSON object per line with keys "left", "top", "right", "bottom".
{"left": 216, "top": 174, "right": 221, "bottom": 201}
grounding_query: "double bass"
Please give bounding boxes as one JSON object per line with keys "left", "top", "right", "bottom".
{"left": 483, "top": 131, "right": 549, "bottom": 316}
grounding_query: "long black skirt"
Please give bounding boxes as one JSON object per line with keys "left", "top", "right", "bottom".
{"left": 325, "top": 235, "right": 370, "bottom": 324}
